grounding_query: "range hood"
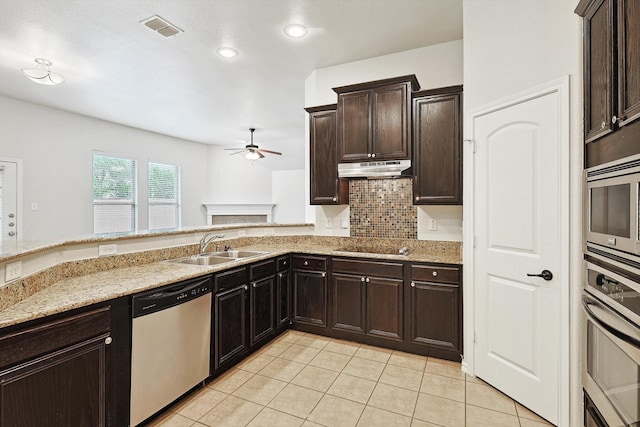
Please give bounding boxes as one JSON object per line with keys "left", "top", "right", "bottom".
{"left": 338, "top": 160, "right": 412, "bottom": 179}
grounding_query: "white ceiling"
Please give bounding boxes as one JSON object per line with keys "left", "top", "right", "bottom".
{"left": 0, "top": 0, "right": 462, "bottom": 170}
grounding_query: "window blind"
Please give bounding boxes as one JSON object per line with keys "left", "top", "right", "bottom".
{"left": 93, "top": 154, "right": 137, "bottom": 234}
{"left": 148, "top": 162, "right": 181, "bottom": 230}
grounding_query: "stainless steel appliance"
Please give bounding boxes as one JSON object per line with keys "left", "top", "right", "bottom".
{"left": 586, "top": 154, "right": 640, "bottom": 265}
{"left": 338, "top": 159, "right": 412, "bottom": 179}
{"left": 130, "top": 277, "right": 212, "bottom": 426}
{"left": 583, "top": 261, "right": 640, "bottom": 426}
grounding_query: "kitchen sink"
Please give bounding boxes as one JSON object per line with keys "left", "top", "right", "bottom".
{"left": 168, "top": 250, "right": 268, "bottom": 266}
{"left": 205, "top": 250, "right": 268, "bottom": 258}
{"left": 170, "top": 255, "right": 233, "bottom": 266}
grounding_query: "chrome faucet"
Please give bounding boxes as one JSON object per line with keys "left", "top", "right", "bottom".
{"left": 200, "top": 233, "right": 225, "bottom": 254}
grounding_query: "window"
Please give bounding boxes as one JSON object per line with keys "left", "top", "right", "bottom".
{"left": 148, "top": 162, "right": 181, "bottom": 230}
{"left": 93, "top": 154, "right": 136, "bottom": 234}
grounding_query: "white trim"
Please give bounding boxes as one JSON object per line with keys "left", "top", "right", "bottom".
{"left": 0, "top": 156, "right": 24, "bottom": 241}
{"left": 203, "top": 203, "right": 276, "bottom": 225}
{"left": 463, "top": 76, "right": 571, "bottom": 426}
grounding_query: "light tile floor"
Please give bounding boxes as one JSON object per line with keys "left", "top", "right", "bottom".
{"left": 147, "top": 331, "right": 554, "bottom": 427}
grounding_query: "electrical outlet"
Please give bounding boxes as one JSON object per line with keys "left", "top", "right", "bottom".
{"left": 341, "top": 217, "right": 350, "bottom": 229}
{"left": 325, "top": 218, "right": 333, "bottom": 228}
{"left": 31, "top": 202, "right": 38, "bottom": 211}
{"left": 429, "top": 219, "right": 438, "bottom": 231}
{"left": 98, "top": 244, "right": 118, "bottom": 256}
{"left": 5, "top": 261, "right": 22, "bottom": 281}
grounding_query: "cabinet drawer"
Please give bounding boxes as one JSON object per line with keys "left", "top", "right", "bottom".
{"left": 292, "top": 255, "right": 326, "bottom": 271}
{"left": 333, "top": 258, "right": 403, "bottom": 279}
{"left": 411, "top": 264, "right": 460, "bottom": 284}
{"left": 277, "top": 255, "right": 291, "bottom": 272}
{"left": 249, "top": 259, "right": 276, "bottom": 281}
{"left": 215, "top": 267, "right": 247, "bottom": 293}
{"left": 0, "top": 306, "right": 111, "bottom": 369}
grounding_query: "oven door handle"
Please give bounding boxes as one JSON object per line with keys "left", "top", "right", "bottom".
{"left": 583, "top": 297, "right": 640, "bottom": 349}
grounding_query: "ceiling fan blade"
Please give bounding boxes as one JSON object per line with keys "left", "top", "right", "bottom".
{"left": 229, "top": 150, "right": 247, "bottom": 155}
{"left": 257, "top": 151, "right": 265, "bottom": 159}
{"left": 258, "top": 149, "right": 282, "bottom": 155}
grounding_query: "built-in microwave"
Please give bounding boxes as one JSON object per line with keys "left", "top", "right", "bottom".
{"left": 586, "top": 155, "right": 640, "bottom": 266}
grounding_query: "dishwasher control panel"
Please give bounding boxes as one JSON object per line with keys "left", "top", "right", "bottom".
{"left": 132, "top": 276, "right": 213, "bottom": 317}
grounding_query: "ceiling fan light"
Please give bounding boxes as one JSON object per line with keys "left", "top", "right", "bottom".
{"left": 284, "top": 24, "right": 308, "bottom": 38}
{"left": 21, "top": 58, "right": 65, "bottom": 85}
{"left": 245, "top": 151, "right": 261, "bottom": 160}
{"left": 217, "top": 47, "right": 238, "bottom": 58}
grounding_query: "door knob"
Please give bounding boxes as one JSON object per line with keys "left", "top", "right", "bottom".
{"left": 527, "top": 270, "right": 553, "bottom": 281}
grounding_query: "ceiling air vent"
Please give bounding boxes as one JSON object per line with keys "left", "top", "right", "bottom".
{"left": 140, "top": 15, "right": 183, "bottom": 38}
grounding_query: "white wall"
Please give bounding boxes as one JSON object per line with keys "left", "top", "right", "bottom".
{"left": 0, "top": 96, "right": 210, "bottom": 241}
{"left": 206, "top": 145, "right": 273, "bottom": 204}
{"left": 463, "top": 1, "right": 583, "bottom": 425}
{"left": 304, "top": 40, "right": 464, "bottom": 239}
{"left": 272, "top": 170, "right": 305, "bottom": 224}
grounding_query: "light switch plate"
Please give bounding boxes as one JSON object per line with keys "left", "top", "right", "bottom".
{"left": 326, "top": 218, "right": 333, "bottom": 228}
{"left": 99, "top": 244, "right": 118, "bottom": 256}
{"left": 5, "top": 261, "right": 22, "bottom": 281}
{"left": 341, "top": 218, "right": 349, "bottom": 229}
{"left": 429, "top": 219, "right": 438, "bottom": 231}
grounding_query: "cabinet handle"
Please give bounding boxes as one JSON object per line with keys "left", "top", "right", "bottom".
{"left": 321, "top": 272, "right": 326, "bottom": 278}
{"left": 600, "top": 121, "right": 606, "bottom": 129}
{"left": 252, "top": 282, "right": 257, "bottom": 288}
{"left": 411, "top": 282, "right": 416, "bottom": 288}
{"left": 366, "top": 277, "right": 370, "bottom": 283}
{"left": 415, "top": 196, "right": 419, "bottom": 202}
{"left": 332, "top": 197, "right": 337, "bottom": 202}
{"left": 304, "top": 261, "right": 309, "bottom": 266}
{"left": 244, "top": 285, "right": 248, "bottom": 291}
{"left": 432, "top": 271, "right": 438, "bottom": 277}
{"left": 283, "top": 261, "right": 287, "bottom": 265}
{"left": 367, "top": 153, "right": 372, "bottom": 158}
{"left": 278, "top": 273, "right": 283, "bottom": 278}
{"left": 361, "top": 277, "right": 366, "bottom": 282}
{"left": 612, "top": 115, "right": 617, "bottom": 124}
{"left": 105, "top": 336, "right": 112, "bottom": 345}
{"left": 371, "top": 153, "right": 376, "bottom": 158}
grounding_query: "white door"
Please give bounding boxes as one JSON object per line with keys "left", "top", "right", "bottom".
{"left": 0, "top": 160, "right": 19, "bottom": 242}
{"left": 470, "top": 81, "right": 569, "bottom": 425}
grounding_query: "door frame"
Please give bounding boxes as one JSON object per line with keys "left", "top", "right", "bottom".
{"left": 462, "top": 77, "right": 571, "bottom": 426}
{"left": 0, "top": 156, "right": 23, "bottom": 242}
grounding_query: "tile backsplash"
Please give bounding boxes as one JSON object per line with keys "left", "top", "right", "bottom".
{"left": 349, "top": 178, "right": 417, "bottom": 239}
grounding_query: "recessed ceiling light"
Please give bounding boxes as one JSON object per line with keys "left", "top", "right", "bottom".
{"left": 284, "top": 24, "right": 308, "bottom": 38}
{"left": 217, "top": 47, "right": 238, "bottom": 58}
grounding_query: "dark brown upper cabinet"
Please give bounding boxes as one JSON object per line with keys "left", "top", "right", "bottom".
{"left": 305, "top": 104, "right": 348, "bottom": 205}
{"left": 334, "top": 75, "right": 420, "bottom": 162}
{"left": 412, "top": 86, "right": 463, "bottom": 205}
{"left": 576, "top": 0, "right": 640, "bottom": 166}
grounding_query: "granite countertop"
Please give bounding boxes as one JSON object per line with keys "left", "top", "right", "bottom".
{"left": 0, "top": 242, "right": 461, "bottom": 330}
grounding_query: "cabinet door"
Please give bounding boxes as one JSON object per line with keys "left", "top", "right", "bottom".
{"left": 309, "top": 108, "right": 347, "bottom": 204}
{"left": 277, "top": 269, "right": 291, "bottom": 329}
{"left": 409, "top": 281, "right": 461, "bottom": 356}
{"left": 337, "top": 91, "right": 371, "bottom": 161}
{"left": 293, "top": 270, "right": 327, "bottom": 327}
{"left": 215, "top": 286, "right": 247, "bottom": 369}
{"left": 250, "top": 276, "right": 275, "bottom": 346}
{"left": 367, "top": 276, "right": 404, "bottom": 342}
{"left": 331, "top": 273, "right": 366, "bottom": 334}
{"left": 372, "top": 83, "right": 410, "bottom": 160}
{"left": 584, "top": 0, "right": 615, "bottom": 142}
{"left": 617, "top": 0, "right": 640, "bottom": 127}
{"left": 0, "top": 335, "right": 107, "bottom": 427}
{"left": 413, "top": 90, "right": 462, "bottom": 205}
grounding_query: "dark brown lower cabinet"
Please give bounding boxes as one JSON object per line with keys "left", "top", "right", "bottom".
{"left": 213, "top": 267, "right": 248, "bottom": 371}
{"left": 409, "top": 264, "right": 462, "bottom": 360}
{"left": 331, "top": 258, "right": 404, "bottom": 343}
{"left": 292, "top": 255, "right": 328, "bottom": 329}
{"left": 249, "top": 259, "right": 276, "bottom": 347}
{"left": 276, "top": 256, "right": 292, "bottom": 330}
{"left": 0, "top": 299, "right": 130, "bottom": 427}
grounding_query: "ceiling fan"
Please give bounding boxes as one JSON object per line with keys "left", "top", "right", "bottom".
{"left": 225, "top": 128, "right": 282, "bottom": 160}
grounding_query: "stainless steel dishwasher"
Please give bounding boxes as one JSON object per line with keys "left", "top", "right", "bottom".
{"left": 130, "top": 276, "right": 212, "bottom": 426}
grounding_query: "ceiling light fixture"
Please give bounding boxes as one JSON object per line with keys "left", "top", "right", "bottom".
{"left": 21, "top": 58, "right": 65, "bottom": 85}
{"left": 245, "top": 151, "right": 261, "bottom": 160}
{"left": 284, "top": 24, "right": 308, "bottom": 38}
{"left": 217, "top": 47, "right": 238, "bottom": 58}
